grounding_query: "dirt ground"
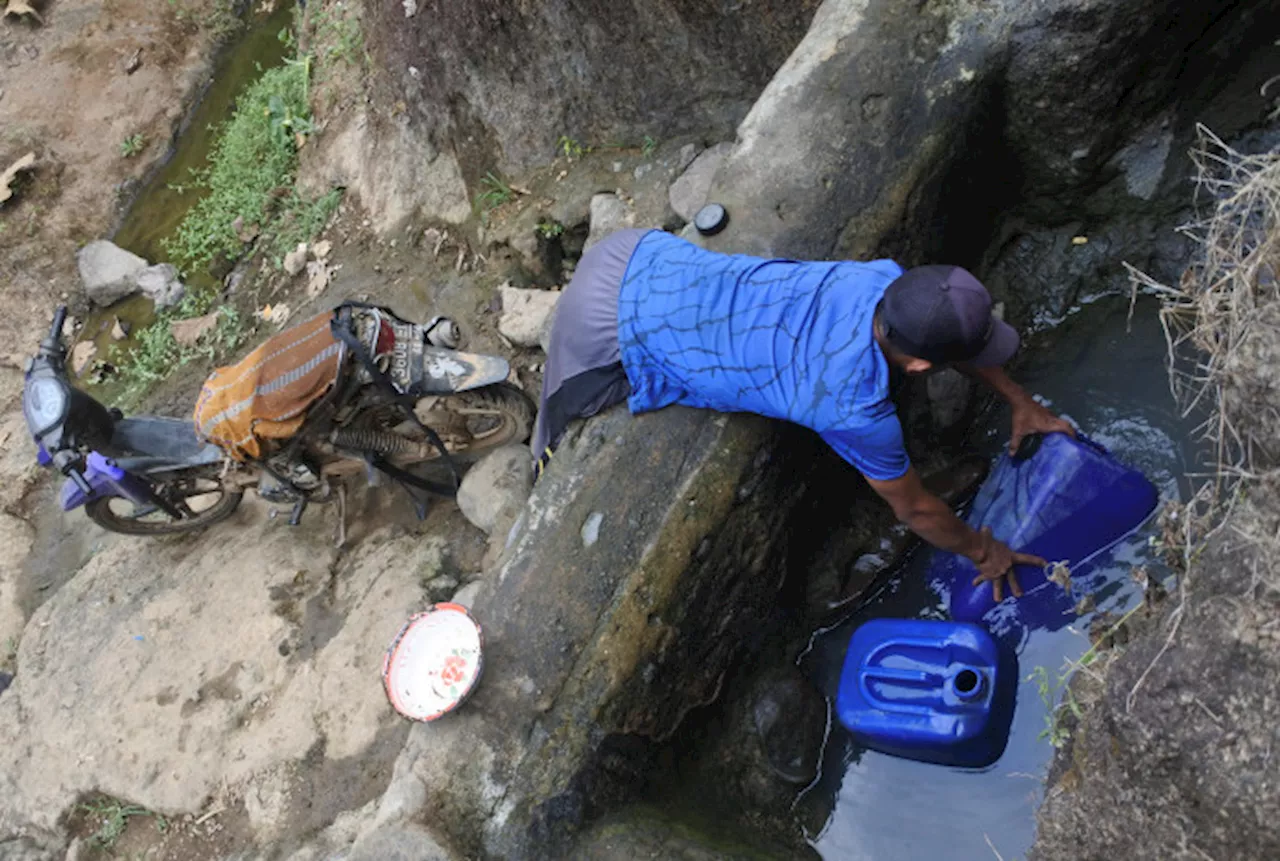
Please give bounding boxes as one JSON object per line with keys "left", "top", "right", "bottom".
{"left": 0, "top": 0, "right": 232, "bottom": 398}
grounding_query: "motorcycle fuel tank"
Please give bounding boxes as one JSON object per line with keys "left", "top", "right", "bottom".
{"left": 835, "top": 618, "right": 1015, "bottom": 768}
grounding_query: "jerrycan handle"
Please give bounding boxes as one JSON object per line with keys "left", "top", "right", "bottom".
{"left": 1012, "top": 433, "right": 1044, "bottom": 462}
{"left": 1012, "top": 431, "right": 1110, "bottom": 463}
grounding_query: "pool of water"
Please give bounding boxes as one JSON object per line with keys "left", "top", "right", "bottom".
{"left": 798, "top": 295, "right": 1202, "bottom": 861}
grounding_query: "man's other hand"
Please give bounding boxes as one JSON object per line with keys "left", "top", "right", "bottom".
{"left": 969, "top": 526, "right": 1046, "bottom": 602}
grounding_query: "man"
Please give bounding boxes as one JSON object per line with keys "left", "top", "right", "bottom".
{"left": 532, "top": 228, "right": 1074, "bottom": 600}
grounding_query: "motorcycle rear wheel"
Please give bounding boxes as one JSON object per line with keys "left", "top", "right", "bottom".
{"left": 86, "top": 473, "right": 244, "bottom": 536}
{"left": 408, "top": 382, "right": 536, "bottom": 462}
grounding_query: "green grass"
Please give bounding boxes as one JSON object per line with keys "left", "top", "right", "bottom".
{"left": 78, "top": 797, "right": 168, "bottom": 852}
{"left": 475, "top": 171, "right": 515, "bottom": 219}
{"left": 167, "top": 0, "right": 242, "bottom": 42}
{"left": 163, "top": 55, "right": 336, "bottom": 276}
{"left": 119, "top": 134, "right": 146, "bottom": 159}
{"left": 311, "top": 2, "right": 366, "bottom": 70}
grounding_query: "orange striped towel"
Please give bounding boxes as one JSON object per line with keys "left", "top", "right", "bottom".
{"left": 193, "top": 312, "right": 344, "bottom": 461}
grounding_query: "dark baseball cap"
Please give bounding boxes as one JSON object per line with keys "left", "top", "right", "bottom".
{"left": 879, "top": 265, "right": 1019, "bottom": 367}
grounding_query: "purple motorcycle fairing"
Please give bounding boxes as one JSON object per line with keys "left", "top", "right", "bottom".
{"left": 59, "top": 451, "right": 156, "bottom": 511}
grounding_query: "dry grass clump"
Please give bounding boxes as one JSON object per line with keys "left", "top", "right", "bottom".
{"left": 1132, "top": 125, "right": 1280, "bottom": 477}
{"left": 1128, "top": 124, "right": 1280, "bottom": 598}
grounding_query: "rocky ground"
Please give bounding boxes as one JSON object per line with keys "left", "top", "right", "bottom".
{"left": 0, "top": 1, "right": 757, "bottom": 855}
{"left": 4, "top": 0, "right": 1279, "bottom": 858}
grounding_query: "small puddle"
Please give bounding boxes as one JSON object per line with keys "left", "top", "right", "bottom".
{"left": 799, "top": 295, "right": 1202, "bottom": 860}
{"left": 78, "top": 2, "right": 295, "bottom": 390}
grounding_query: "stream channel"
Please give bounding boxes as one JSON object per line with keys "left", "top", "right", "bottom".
{"left": 81, "top": 3, "right": 294, "bottom": 382}
{"left": 799, "top": 294, "right": 1201, "bottom": 861}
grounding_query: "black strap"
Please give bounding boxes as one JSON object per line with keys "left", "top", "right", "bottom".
{"left": 328, "top": 306, "right": 461, "bottom": 499}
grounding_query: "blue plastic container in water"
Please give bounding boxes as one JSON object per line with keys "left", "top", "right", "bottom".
{"left": 930, "top": 432, "right": 1159, "bottom": 635}
{"left": 835, "top": 618, "right": 1016, "bottom": 768}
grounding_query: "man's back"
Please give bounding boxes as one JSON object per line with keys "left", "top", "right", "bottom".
{"left": 617, "top": 230, "right": 903, "bottom": 434}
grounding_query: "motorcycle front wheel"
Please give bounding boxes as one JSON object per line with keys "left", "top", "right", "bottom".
{"left": 86, "top": 471, "right": 243, "bottom": 536}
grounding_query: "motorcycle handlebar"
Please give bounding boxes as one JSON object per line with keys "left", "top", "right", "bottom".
{"left": 68, "top": 467, "right": 92, "bottom": 495}
{"left": 48, "top": 306, "right": 67, "bottom": 344}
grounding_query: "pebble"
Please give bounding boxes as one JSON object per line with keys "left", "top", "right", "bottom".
{"left": 581, "top": 512, "right": 603, "bottom": 548}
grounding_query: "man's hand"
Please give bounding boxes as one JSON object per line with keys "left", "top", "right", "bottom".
{"left": 969, "top": 525, "right": 1047, "bottom": 602}
{"left": 960, "top": 364, "right": 1076, "bottom": 454}
{"left": 1009, "top": 396, "right": 1075, "bottom": 455}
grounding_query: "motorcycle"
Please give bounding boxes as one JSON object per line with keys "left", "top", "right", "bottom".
{"left": 22, "top": 304, "right": 535, "bottom": 537}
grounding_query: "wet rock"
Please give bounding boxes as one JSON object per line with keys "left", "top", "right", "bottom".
{"left": 69, "top": 341, "right": 96, "bottom": 375}
{"left": 170, "top": 312, "right": 219, "bottom": 348}
{"left": 805, "top": 456, "right": 989, "bottom": 622}
{"left": 668, "top": 142, "right": 734, "bottom": 222}
{"left": 283, "top": 243, "right": 308, "bottom": 276}
{"left": 926, "top": 368, "right": 972, "bottom": 432}
{"left": 456, "top": 444, "right": 532, "bottom": 536}
{"left": 751, "top": 669, "right": 826, "bottom": 785}
{"left": 123, "top": 47, "right": 142, "bottom": 75}
{"left": 574, "top": 806, "right": 786, "bottom": 860}
{"left": 109, "top": 317, "right": 128, "bottom": 341}
{"left": 498, "top": 285, "right": 559, "bottom": 348}
{"left": 583, "top": 193, "right": 635, "bottom": 253}
{"left": 77, "top": 240, "right": 146, "bottom": 306}
{"left": 135, "top": 263, "right": 185, "bottom": 309}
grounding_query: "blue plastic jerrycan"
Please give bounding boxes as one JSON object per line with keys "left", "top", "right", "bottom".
{"left": 835, "top": 618, "right": 1016, "bottom": 768}
{"left": 931, "top": 432, "right": 1159, "bottom": 635}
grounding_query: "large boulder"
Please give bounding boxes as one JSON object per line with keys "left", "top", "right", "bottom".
{"left": 362, "top": 405, "right": 814, "bottom": 858}
{"left": 367, "top": 0, "right": 821, "bottom": 175}
{"left": 77, "top": 240, "right": 147, "bottom": 306}
{"left": 702, "top": 0, "right": 1271, "bottom": 273}
{"left": 0, "top": 516, "right": 451, "bottom": 844}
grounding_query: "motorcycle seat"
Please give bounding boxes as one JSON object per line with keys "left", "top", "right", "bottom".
{"left": 111, "top": 416, "right": 225, "bottom": 472}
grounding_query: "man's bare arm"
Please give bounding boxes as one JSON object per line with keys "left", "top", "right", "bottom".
{"left": 865, "top": 466, "right": 1045, "bottom": 601}
{"left": 961, "top": 364, "right": 1076, "bottom": 453}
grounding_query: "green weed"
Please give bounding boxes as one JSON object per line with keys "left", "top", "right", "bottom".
{"left": 163, "top": 54, "right": 330, "bottom": 275}
{"left": 267, "top": 188, "right": 343, "bottom": 266}
{"left": 535, "top": 218, "right": 565, "bottom": 239}
{"left": 113, "top": 295, "right": 251, "bottom": 409}
{"left": 311, "top": 3, "right": 366, "bottom": 70}
{"left": 557, "top": 136, "right": 590, "bottom": 160}
{"left": 475, "top": 171, "right": 515, "bottom": 216}
{"left": 641, "top": 134, "right": 658, "bottom": 158}
{"left": 78, "top": 797, "right": 168, "bottom": 851}
{"left": 119, "top": 134, "right": 146, "bottom": 159}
